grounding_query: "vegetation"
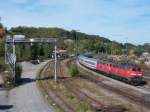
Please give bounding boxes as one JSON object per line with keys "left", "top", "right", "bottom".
{"left": 15, "top": 43, "right": 52, "bottom": 61}
{"left": 3, "top": 72, "right": 15, "bottom": 88}
{"left": 0, "top": 25, "right": 150, "bottom": 71}
{"left": 78, "top": 103, "right": 95, "bottom": 112}
{"left": 68, "top": 64, "right": 79, "bottom": 77}
{"left": 8, "top": 26, "right": 150, "bottom": 57}
{"left": 3, "top": 63, "right": 22, "bottom": 87}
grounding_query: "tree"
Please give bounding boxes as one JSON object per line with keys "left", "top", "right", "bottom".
{"left": 8, "top": 26, "right": 150, "bottom": 57}
{"left": 39, "top": 46, "right": 45, "bottom": 56}
{"left": 57, "top": 37, "right": 66, "bottom": 49}
{"left": 0, "top": 39, "right": 4, "bottom": 56}
{"left": 30, "top": 45, "right": 38, "bottom": 60}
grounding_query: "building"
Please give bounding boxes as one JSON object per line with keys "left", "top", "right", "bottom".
{"left": 52, "top": 49, "right": 68, "bottom": 59}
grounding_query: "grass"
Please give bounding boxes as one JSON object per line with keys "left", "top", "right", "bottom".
{"left": 68, "top": 64, "right": 79, "bottom": 77}
{"left": 0, "top": 56, "right": 6, "bottom": 72}
{"left": 78, "top": 103, "right": 95, "bottom": 112}
{"left": 0, "top": 56, "right": 5, "bottom": 65}
{"left": 15, "top": 64, "right": 22, "bottom": 83}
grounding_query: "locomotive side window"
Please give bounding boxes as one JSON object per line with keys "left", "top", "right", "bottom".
{"left": 137, "top": 68, "right": 141, "bottom": 72}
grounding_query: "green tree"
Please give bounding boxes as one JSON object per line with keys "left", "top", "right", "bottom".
{"left": 30, "top": 45, "right": 38, "bottom": 60}
{"left": 0, "top": 39, "right": 4, "bottom": 56}
{"left": 39, "top": 46, "right": 45, "bottom": 56}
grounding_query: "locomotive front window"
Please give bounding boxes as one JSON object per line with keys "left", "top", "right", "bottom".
{"left": 132, "top": 68, "right": 136, "bottom": 71}
{"left": 137, "top": 68, "right": 141, "bottom": 72}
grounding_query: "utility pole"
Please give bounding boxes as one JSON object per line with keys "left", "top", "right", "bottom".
{"left": 124, "top": 37, "right": 128, "bottom": 64}
{"left": 125, "top": 37, "right": 128, "bottom": 60}
{"left": 72, "top": 30, "right": 78, "bottom": 59}
{"left": 13, "top": 38, "right": 16, "bottom": 82}
{"left": 54, "top": 39, "right": 57, "bottom": 82}
{"left": 5, "top": 36, "right": 7, "bottom": 64}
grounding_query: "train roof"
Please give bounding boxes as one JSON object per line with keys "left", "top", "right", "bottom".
{"left": 79, "top": 54, "right": 97, "bottom": 62}
{"left": 80, "top": 54, "right": 140, "bottom": 69}
{"left": 97, "top": 58, "right": 140, "bottom": 69}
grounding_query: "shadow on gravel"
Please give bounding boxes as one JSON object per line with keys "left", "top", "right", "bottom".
{"left": 137, "top": 80, "right": 147, "bottom": 86}
{"left": 0, "top": 105, "right": 13, "bottom": 110}
{"left": 16, "top": 77, "right": 52, "bottom": 86}
{"left": 43, "top": 76, "right": 72, "bottom": 80}
{"left": 16, "top": 76, "right": 71, "bottom": 86}
{"left": 19, "top": 78, "right": 36, "bottom": 85}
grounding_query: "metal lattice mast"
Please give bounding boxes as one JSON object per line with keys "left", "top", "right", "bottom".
{"left": 5, "top": 37, "right": 57, "bottom": 82}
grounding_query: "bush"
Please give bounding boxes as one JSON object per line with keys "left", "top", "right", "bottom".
{"left": 78, "top": 103, "right": 95, "bottom": 112}
{"left": 3, "top": 73, "right": 15, "bottom": 88}
{"left": 69, "top": 64, "right": 79, "bottom": 77}
{"left": 15, "top": 64, "right": 22, "bottom": 83}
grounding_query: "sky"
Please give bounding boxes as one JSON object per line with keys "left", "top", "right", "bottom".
{"left": 0, "top": 0, "right": 150, "bottom": 45}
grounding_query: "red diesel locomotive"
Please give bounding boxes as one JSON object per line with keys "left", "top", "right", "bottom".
{"left": 78, "top": 54, "right": 143, "bottom": 85}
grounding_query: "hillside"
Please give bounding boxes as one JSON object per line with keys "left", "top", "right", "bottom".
{"left": 9, "top": 26, "right": 150, "bottom": 56}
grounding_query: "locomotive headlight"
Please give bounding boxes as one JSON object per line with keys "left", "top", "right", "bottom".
{"left": 138, "top": 74, "right": 142, "bottom": 76}
{"left": 132, "top": 73, "right": 136, "bottom": 76}
{"left": 132, "top": 73, "right": 142, "bottom": 76}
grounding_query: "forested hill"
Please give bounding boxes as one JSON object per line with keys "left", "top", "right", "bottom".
{"left": 10, "top": 26, "right": 110, "bottom": 41}
{"left": 9, "top": 26, "right": 150, "bottom": 56}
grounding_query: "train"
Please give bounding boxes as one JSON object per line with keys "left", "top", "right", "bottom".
{"left": 78, "top": 54, "right": 143, "bottom": 85}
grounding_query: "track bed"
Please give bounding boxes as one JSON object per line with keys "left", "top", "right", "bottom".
{"left": 37, "top": 58, "right": 150, "bottom": 112}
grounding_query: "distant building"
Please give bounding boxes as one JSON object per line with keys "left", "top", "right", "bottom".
{"left": 13, "top": 35, "right": 25, "bottom": 40}
{"left": 145, "top": 61, "right": 150, "bottom": 66}
{"left": 141, "top": 52, "right": 150, "bottom": 61}
{"left": 142, "top": 52, "right": 150, "bottom": 57}
{"left": 52, "top": 49, "right": 68, "bottom": 59}
{"left": 64, "top": 39, "right": 73, "bottom": 42}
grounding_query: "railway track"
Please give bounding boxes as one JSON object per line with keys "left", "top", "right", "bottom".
{"left": 137, "top": 85, "right": 150, "bottom": 91}
{"left": 143, "top": 70, "right": 150, "bottom": 80}
{"left": 38, "top": 60, "right": 76, "bottom": 112}
{"left": 39, "top": 59, "right": 127, "bottom": 112}
{"left": 57, "top": 60, "right": 107, "bottom": 111}
{"left": 38, "top": 58, "right": 150, "bottom": 112}
{"left": 139, "top": 70, "right": 150, "bottom": 92}
{"left": 144, "top": 76, "right": 150, "bottom": 81}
